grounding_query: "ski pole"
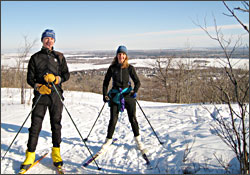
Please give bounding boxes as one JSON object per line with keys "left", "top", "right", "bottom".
{"left": 135, "top": 99, "right": 164, "bottom": 145}
{"left": 51, "top": 82, "right": 101, "bottom": 170}
{"left": 84, "top": 102, "right": 106, "bottom": 142}
{"left": 2, "top": 94, "right": 42, "bottom": 161}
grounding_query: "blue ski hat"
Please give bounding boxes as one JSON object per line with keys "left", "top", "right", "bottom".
{"left": 41, "top": 29, "right": 55, "bottom": 42}
{"left": 116, "top": 45, "right": 128, "bottom": 55}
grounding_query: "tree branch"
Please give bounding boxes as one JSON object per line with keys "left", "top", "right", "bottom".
{"left": 223, "top": 1, "right": 249, "bottom": 33}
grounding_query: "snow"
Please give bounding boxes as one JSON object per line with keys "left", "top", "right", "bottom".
{"left": 1, "top": 88, "right": 246, "bottom": 174}
{"left": 67, "top": 63, "right": 110, "bottom": 72}
{"left": 129, "top": 57, "right": 249, "bottom": 70}
{"left": 1, "top": 51, "right": 248, "bottom": 173}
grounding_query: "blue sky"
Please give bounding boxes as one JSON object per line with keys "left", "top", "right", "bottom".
{"left": 1, "top": 1, "right": 249, "bottom": 52}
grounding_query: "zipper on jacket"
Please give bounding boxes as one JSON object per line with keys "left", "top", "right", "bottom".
{"left": 120, "top": 65, "right": 122, "bottom": 83}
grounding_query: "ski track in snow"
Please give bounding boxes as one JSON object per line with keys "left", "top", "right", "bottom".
{"left": 1, "top": 88, "right": 246, "bottom": 174}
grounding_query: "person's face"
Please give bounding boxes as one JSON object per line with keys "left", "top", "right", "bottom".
{"left": 117, "top": 52, "right": 127, "bottom": 64}
{"left": 42, "top": 37, "right": 55, "bottom": 50}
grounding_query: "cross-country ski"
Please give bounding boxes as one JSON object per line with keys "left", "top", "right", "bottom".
{"left": 18, "top": 152, "right": 48, "bottom": 174}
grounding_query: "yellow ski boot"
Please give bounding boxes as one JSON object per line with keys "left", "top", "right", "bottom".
{"left": 19, "top": 150, "right": 35, "bottom": 173}
{"left": 52, "top": 147, "right": 63, "bottom": 167}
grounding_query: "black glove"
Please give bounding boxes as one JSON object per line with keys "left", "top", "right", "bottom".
{"left": 103, "top": 95, "right": 110, "bottom": 102}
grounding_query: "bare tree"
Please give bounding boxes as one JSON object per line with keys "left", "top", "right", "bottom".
{"left": 194, "top": 2, "right": 249, "bottom": 173}
{"left": 154, "top": 57, "right": 173, "bottom": 102}
{"left": 17, "top": 35, "right": 37, "bottom": 104}
{"left": 223, "top": 1, "right": 249, "bottom": 33}
{"left": 153, "top": 48, "right": 200, "bottom": 103}
{"left": 155, "top": 57, "right": 173, "bottom": 89}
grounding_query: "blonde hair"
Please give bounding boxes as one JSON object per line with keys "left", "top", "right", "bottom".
{"left": 111, "top": 55, "right": 129, "bottom": 68}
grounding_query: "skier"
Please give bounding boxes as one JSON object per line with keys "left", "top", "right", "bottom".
{"left": 102, "top": 45, "right": 147, "bottom": 154}
{"left": 20, "top": 29, "right": 70, "bottom": 171}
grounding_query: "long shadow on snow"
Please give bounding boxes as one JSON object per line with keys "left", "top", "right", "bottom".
{"left": 1, "top": 123, "right": 51, "bottom": 153}
{"left": 61, "top": 137, "right": 104, "bottom": 146}
{"left": 1, "top": 148, "right": 49, "bottom": 174}
{"left": 1, "top": 123, "right": 51, "bottom": 173}
{"left": 2, "top": 156, "right": 24, "bottom": 174}
{"left": 1, "top": 123, "right": 51, "bottom": 137}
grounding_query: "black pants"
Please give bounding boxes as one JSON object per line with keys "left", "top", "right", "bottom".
{"left": 27, "top": 92, "right": 63, "bottom": 152}
{"left": 107, "top": 96, "right": 140, "bottom": 139}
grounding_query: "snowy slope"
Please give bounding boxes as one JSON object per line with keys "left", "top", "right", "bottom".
{"left": 1, "top": 88, "right": 245, "bottom": 174}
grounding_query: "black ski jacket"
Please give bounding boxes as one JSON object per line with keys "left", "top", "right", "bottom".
{"left": 27, "top": 47, "right": 70, "bottom": 94}
{"left": 103, "top": 64, "right": 141, "bottom": 97}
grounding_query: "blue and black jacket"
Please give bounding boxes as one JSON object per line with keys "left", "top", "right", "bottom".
{"left": 103, "top": 63, "right": 141, "bottom": 99}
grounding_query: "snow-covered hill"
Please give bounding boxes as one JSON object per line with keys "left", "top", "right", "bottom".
{"left": 1, "top": 88, "right": 244, "bottom": 174}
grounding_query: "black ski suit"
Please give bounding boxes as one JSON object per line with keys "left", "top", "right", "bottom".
{"left": 26, "top": 47, "right": 70, "bottom": 152}
{"left": 103, "top": 63, "right": 141, "bottom": 139}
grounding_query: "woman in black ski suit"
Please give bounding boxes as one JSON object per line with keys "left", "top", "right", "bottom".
{"left": 102, "top": 45, "right": 147, "bottom": 153}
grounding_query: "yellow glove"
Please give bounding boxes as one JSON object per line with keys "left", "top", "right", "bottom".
{"left": 54, "top": 76, "right": 60, "bottom": 85}
{"left": 44, "top": 73, "right": 55, "bottom": 83}
{"left": 36, "top": 84, "right": 51, "bottom": 95}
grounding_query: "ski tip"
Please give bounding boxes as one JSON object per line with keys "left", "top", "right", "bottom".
{"left": 83, "top": 163, "right": 88, "bottom": 167}
{"left": 18, "top": 169, "right": 26, "bottom": 174}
